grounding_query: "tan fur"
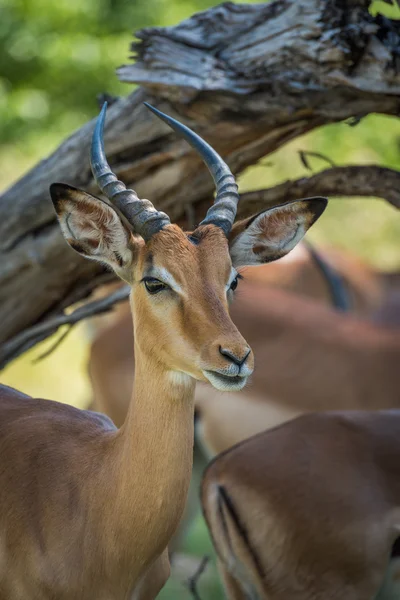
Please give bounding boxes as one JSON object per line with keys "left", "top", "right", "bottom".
{"left": 134, "top": 226, "right": 252, "bottom": 380}
{"left": 198, "top": 282, "right": 399, "bottom": 451}
{"left": 229, "top": 202, "right": 322, "bottom": 266}
{"left": 0, "top": 182, "right": 327, "bottom": 598}
{"left": 87, "top": 243, "right": 399, "bottom": 558}
{"left": 202, "top": 411, "right": 400, "bottom": 599}
{"left": 0, "top": 212, "right": 255, "bottom": 599}
{"left": 88, "top": 269, "right": 400, "bottom": 448}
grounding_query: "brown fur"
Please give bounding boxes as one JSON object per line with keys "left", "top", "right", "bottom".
{"left": 198, "top": 282, "right": 399, "bottom": 455}
{"left": 87, "top": 243, "right": 399, "bottom": 559}
{"left": 0, "top": 221, "right": 253, "bottom": 599}
{"left": 136, "top": 226, "right": 252, "bottom": 379}
{"left": 0, "top": 182, "right": 326, "bottom": 598}
{"left": 202, "top": 411, "right": 400, "bottom": 599}
{"left": 88, "top": 260, "right": 400, "bottom": 451}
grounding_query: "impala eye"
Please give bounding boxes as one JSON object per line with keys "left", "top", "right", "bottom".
{"left": 143, "top": 278, "right": 168, "bottom": 294}
{"left": 229, "top": 273, "right": 242, "bottom": 292}
{"left": 230, "top": 277, "right": 238, "bottom": 292}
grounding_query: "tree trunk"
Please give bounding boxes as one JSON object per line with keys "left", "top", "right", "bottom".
{"left": 1, "top": 0, "right": 400, "bottom": 366}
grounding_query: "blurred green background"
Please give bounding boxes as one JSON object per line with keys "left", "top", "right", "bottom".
{"left": 1, "top": 0, "right": 400, "bottom": 598}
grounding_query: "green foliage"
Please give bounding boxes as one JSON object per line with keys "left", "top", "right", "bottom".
{"left": 0, "top": 0, "right": 263, "bottom": 189}
{"left": 0, "top": 0, "right": 129, "bottom": 155}
{"left": 371, "top": 0, "right": 400, "bottom": 18}
{"left": 0, "top": 2, "right": 399, "bottom": 598}
{"left": 0, "top": 0, "right": 213, "bottom": 186}
{"left": 1, "top": 0, "right": 399, "bottom": 200}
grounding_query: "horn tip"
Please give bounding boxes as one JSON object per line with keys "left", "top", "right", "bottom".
{"left": 93, "top": 101, "right": 108, "bottom": 133}
{"left": 97, "top": 101, "right": 108, "bottom": 126}
{"left": 144, "top": 102, "right": 174, "bottom": 130}
{"left": 144, "top": 102, "right": 160, "bottom": 117}
{"left": 92, "top": 102, "right": 108, "bottom": 146}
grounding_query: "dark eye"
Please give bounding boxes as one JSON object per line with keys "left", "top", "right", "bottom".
{"left": 229, "top": 276, "right": 239, "bottom": 292}
{"left": 143, "top": 278, "right": 167, "bottom": 294}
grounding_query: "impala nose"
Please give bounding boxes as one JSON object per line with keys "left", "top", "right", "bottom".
{"left": 219, "top": 346, "right": 251, "bottom": 367}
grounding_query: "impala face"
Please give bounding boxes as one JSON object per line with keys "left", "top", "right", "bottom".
{"left": 51, "top": 103, "right": 327, "bottom": 393}
{"left": 132, "top": 224, "right": 253, "bottom": 391}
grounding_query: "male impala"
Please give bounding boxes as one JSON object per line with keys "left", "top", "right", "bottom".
{"left": 88, "top": 275, "right": 400, "bottom": 434}
{"left": 87, "top": 246, "right": 399, "bottom": 553}
{"left": 0, "top": 103, "right": 326, "bottom": 599}
{"left": 202, "top": 410, "right": 400, "bottom": 600}
{"left": 86, "top": 244, "right": 354, "bottom": 429}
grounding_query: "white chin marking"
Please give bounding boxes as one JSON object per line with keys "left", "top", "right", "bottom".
{"left": 168, "top": 371, "right": 192, "bottom": 387}
{"left": 203, "top": 371, "right": 248, "bottom": 392}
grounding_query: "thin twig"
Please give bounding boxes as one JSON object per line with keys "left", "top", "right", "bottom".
{"left": 345, "top": 115, "right": 363, "bottom": 127}
{"left": 32, "top": 327, "right": 73, "bottom": 363}
{"left": 237, "top": 164, "right": 400, "bottom": 218}
{"left": 0, "top": 285, "right": 130, "bottom": 369}
{"left": 259, "top": 158, "right": 274, "bottom": 167}
{"left": 299, "top": 150, "right": 336, "bottom": 171}
{"left": 185, "top": 555, "right": 209, "bottom": 600}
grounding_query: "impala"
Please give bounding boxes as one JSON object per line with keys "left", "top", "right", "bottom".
{"left": 87, "top": 228, "right": 399, "bottom": 431}
{"left": 86, "top": 245, "right": 399, "bottom": 557}
{"left": 88, "top": 264, "right": 400, "bottom": 434}
{"left": 87, "top": 241, "right": 354, "bottom": 429}
{"left": 202, "top": 409, "right": 400, "bottom": 600}
{"left": 0, "top": 103, "right": 326, "bottom": 599}
{"left": 87, "top": 265, "right": 399, "bottom": 546}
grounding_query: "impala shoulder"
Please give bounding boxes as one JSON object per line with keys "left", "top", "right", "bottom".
{"left": 0, "top": 383, "right": 32, "bottom": 401}
{"left": 0, "top": 390, "right": 116, "bottom": 437}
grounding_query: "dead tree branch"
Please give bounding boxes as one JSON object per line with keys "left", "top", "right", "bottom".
{"left": 1, "top": 0, "right": 400, "bottom": 361}
{"left": 236, "top": 165, "right": 400, "bottom": 217}
{"left": 1, "top": 164, "right": 398, "bottom": 368}
{"left": 0, "top": 286, "right": 130, "bottom": 369}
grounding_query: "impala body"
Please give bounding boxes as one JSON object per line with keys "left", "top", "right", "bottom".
{"left": 0, "top": 103, "right": 326, "bottom": 599}
{"left": 202, "top": 410, "right": 400, "bottom": 600}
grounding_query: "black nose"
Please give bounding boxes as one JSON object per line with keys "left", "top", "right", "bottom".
{"left": 219, "top": 346, "right": 250, "bottom": 367}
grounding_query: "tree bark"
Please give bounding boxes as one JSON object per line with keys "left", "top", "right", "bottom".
{"left": 1, "top": 163, "right": 399, "bottom": 369}
{"left": 1, "top": 0, "right": 400, "bottom": 361}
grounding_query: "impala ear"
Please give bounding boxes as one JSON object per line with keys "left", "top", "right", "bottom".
{"left": 229, "top": 197, "right": 327, "bottom": 267}
{"left": 50, "top": 183, "right": 140, "bottom": 283}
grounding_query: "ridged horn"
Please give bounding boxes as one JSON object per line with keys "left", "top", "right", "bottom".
{"left": 90, "top": 102, "right": 171, "bottom": 241}
{"left": 144, "top": 103, "right": 239, "bottom": 237}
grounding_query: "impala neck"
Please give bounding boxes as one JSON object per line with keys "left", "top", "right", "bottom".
{"left": 110, "top": 329, "right": 196, "bottom": 567}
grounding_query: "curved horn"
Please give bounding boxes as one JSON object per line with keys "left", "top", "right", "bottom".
{"left": 91, "top": 102, "right": 170, "bottom": 241}
{"left": 144, "top": 103, "right": 239, "bottom": 237}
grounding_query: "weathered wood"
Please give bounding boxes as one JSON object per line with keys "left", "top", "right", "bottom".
{"left": 1, "top": 163, "right": 398, "bottom": 369}
{"left": 1, "top": 0, "right": 400, "bottom": 361}
{"left": 235, "top": 165, "right": 400, "bottom": 217}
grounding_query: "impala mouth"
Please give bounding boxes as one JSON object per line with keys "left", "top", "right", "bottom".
{"left": 203, "top": 370, "right": 248, "bottom": 392}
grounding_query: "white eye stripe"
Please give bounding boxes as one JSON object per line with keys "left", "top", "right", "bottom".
{"left": 146, "top": 267, "right": 184, "bottom": 295}
{"left": 146, "top": 267, "right": 237, "bottom": 294}
{"left": 226, "top": 268, "right": 239, "bottom": 290}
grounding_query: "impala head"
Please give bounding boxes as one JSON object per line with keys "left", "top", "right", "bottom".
{"left": 51, "top": 103, "right": 327, "bottom": 391}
